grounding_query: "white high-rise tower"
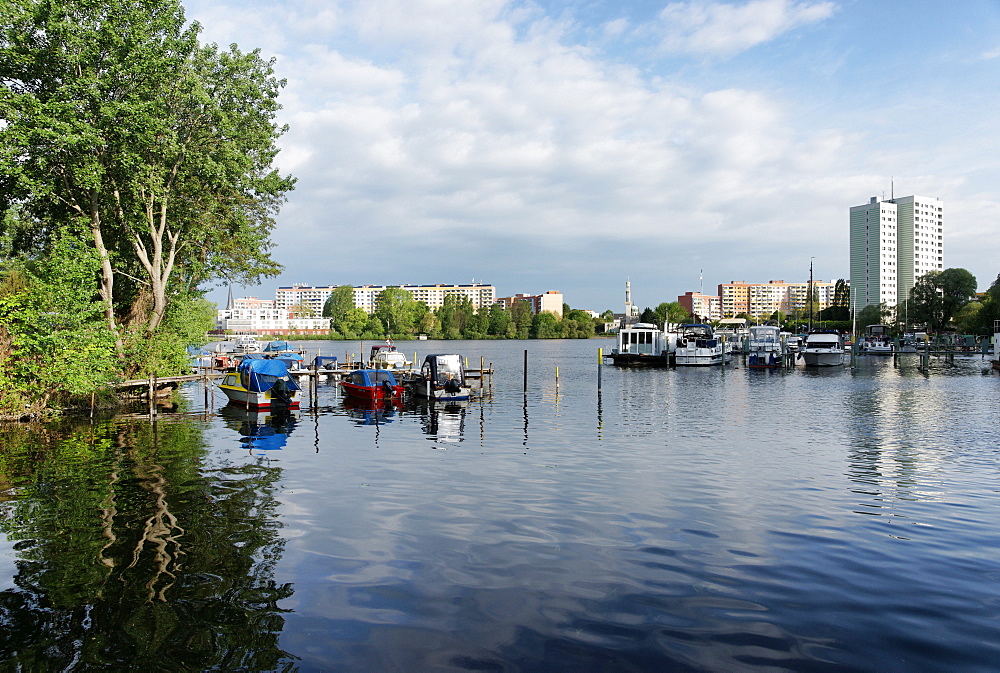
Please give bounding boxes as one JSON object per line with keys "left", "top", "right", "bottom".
{"left": 849, "top": 194, "right": 944, "bottom": 311}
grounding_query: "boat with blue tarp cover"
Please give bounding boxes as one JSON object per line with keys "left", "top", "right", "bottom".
{"left": 218, "top": 357, "right": 302, "bottom": 409}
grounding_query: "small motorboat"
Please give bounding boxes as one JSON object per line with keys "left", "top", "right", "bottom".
{"left": 409, "top": 354, "right": 472, "bottom": 401}
{"left": 234, "top": 335, "right": 262, "bottom": 353}
{"left": 370, "top": 344, "right": 411, "bottom": 369}
{"left": 339, "top": 369, "right": 405, "bottom": 401}
{"left": 218, "top": 357, "right": 302, "bottom": 409}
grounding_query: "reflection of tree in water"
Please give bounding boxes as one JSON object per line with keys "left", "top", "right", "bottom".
{"left": 0, "top": 419, "right": 298, "bottom": 671}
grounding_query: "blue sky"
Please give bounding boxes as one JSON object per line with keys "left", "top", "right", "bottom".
{"left": 184, "top": 0, "right": 1000, "bottom": 314}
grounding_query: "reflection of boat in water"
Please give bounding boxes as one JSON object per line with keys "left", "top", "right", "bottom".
{"left": 407, "top": 354, "right": 472, "bottom": 401}
{"left": 218, "top": 357, "right": 302, "bottom": 409}
{"left": 341, "top": 396, "right": 402, "bottom": 425}
{"left": 417, "top": 400, "right": 467, "bottom": 443}
{"left": 219, "top": 406, "right": 298, "bottom": 452}
{"left": 339, "top": 369, "right": 404, "bottom": 401}
{"left": 747, "top": 325, "right": 782, "bottom": 369}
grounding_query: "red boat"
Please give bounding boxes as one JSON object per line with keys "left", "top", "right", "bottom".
{"left": 339, "top": 369, "right": 404, "bottom": 401}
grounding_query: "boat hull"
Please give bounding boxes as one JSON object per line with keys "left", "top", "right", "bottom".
{"left": 801, "top": 351, "right": 844, "bottom": 366}
{"left": 219, "top": 385, "right": 301, "bottom": 409}
{"left": 748, "top": 351, "right": 782, "bottom": 368}
{"left": 339, "top": 382, "right": 404, "bottom": 401}
{"left": 410, "top": 382, "right": 472, "bottom": 401}
{"left": 674, "top": 348, "right": 723, "bottom": 366}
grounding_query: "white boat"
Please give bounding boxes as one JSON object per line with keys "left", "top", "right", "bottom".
{"left": 673, "top": 324, "right": 724, "bottom": 366}
{"left": 859, "top": 325, "right": 893, "bottom": 355}
{"left": 233, "top": 335, "right": 262, "bottom": 353}
{"left": 370, "top": 344, "right": 411, "bottom": 369}
{"left": 408, "top": 354, "right": 472, "bottom": 401}
{"left": 606, "top": 322, "right": 674, "bottom": 366}
{"left": 218, "top": 357, "right": 302, "bottom": 409}
{"left": 747, "top": 325, "right": 782, "bottom": 368}
{"left": 799, "top": 331, "right": 845, "bottom": 367}
{"left": 782, "top": 333, "right": 802, "bottom": 353}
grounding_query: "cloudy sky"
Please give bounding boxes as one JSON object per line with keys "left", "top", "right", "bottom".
{"left": 184, "top": 0, "right": 1000, "bottom": 313}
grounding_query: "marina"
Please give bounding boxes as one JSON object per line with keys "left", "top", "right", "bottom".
{"left": 5, "top": 339, "right": 999, "bottom": 671}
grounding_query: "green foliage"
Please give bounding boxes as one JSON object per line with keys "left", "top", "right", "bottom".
{"left": 0, "top": 230, "right": 117, "bottom": 416}
{"left": 907, "top": 268, "right": 978, "bottom": 332}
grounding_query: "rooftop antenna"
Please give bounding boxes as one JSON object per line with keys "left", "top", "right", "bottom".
{"left": 700, "top": 269, "right": 703, "bottom": 295}
{"left": 891, "top": 177, "right": 894, "bottom": 201}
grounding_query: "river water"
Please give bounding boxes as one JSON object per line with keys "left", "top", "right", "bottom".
{"left": 2, "top": 339, "right": 999, "bottom": 671}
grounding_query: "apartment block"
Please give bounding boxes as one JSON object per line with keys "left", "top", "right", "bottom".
{"left": 850, "top": 194, "right": 943, "bottom": 310}
{"left": 717, "top": 280, "right": 837, "bottom": 319}
{"left": 495, "top": 291, "right": 564, "bottom": 318}
{"left": 677, "top": 292, "right": 722, "bottom": 322}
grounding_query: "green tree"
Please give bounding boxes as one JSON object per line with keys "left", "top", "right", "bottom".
{"left": 486, "top": 305, "right": 513, "bottom": 338}
{"left": 530, "top": 312, "right": 561, "bottom": 338}
{"left": 0, "top": 0, "right": 292, "bottom": 357}
{"left": 374, "top": 287, "right": 417, "bottom": 336}
{"left": 908, "top": 268, "right": 978, "bottom": 332}
{"left": 323, "top": 285, "right": 355, "bottom": 319}
{"left": 509, "top": 300, "right": 533, "bottom": 339}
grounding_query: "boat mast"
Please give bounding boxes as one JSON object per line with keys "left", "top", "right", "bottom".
{"left": 808, "top": 258, "right": 814, "bottom": 332}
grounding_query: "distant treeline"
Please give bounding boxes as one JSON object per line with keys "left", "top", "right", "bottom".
{"left": 320, "top": 287, "right": 607, "bottom": 340}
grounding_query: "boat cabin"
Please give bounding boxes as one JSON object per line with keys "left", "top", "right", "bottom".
{"left": 421, "top": 354, "right": 466, "bottom": 388}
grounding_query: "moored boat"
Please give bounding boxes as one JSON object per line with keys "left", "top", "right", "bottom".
{"left": 673, "top": 324, "right": 724, "bottom": 366}
{"left": 370, "top": 343, "right": 411, "bottom": 369}
{"left": 234, "top": 335, "right": 262, "bottom": 353}
{"left": 219, "top": 357, "right": 302, "bottom": 409}
{"left": 747, "top": 325, "right": 782, "bottom": 369}
{"left": 339, "top": 369, "right": 405, "bottom": 401}
{"left": 408, "top": 354, "right": 472, "bottom": 401}
{"left": 605, "top": 323, "right": 673, "bottom": 366}
{"left": 799, "top": 330, "right": 845, "bottom": 367}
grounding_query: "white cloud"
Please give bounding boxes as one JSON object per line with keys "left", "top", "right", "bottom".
{"left": 654, "top": 0, "right": 837, "bottom": 57}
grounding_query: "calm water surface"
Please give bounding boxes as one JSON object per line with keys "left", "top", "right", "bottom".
{"left": 2, "top": 339, "right": 999, "bottom": 671}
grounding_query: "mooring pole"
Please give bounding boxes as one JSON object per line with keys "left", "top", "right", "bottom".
{"left": 523, "top": 349, "right": 528, "bottom": 392}
{"left": 598, "top": 348, "right": 603, "bottom": 391}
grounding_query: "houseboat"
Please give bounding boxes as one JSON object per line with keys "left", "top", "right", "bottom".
{"left": 605, "top": 323, "right": 674, "bottom": 366}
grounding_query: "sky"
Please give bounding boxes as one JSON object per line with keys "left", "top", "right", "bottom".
{"left": 183, "top": 0, "right": 1000, "bottom": 314}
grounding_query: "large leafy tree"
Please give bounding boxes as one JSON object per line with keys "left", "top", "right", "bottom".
{"left": 907, "top": 268, "right": 977, "bottom": 332}
{"left": 0, "top": 0, "right": 293, "bottom": 354}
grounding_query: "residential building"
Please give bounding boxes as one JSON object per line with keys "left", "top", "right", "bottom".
{"left": 716, "top": 280, "right": 837, "bottom": 319}
{"left": 276, "top": 283, "right": 497, "bottom": 315}
{"left": 850, "top": 194, "right": 943, "bottom": 310}
{"left": 495, "top": 291, "right": 564, "bottom": 318}
{"left": 215, "top": 302, "right": 329, "bottom": 335}
{"left": 678, "top": 292, "right": 722, "bottom": 322}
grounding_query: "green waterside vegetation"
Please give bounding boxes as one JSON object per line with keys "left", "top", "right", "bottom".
{"left": 0, "top": 0, "right": 292, "bottom": 418}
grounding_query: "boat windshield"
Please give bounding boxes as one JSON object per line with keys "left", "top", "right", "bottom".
{"left": 435, "top": 355, "right": 462, "bottom": 380}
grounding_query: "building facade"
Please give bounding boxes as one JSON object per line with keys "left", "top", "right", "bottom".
{"left": 850, "top": 195, "right": 943, "bottom": 310}
{"left": 716, "top": 280, "right": 837, "bottom": 319}
{"left": 276, "top": 283, "right": 497, "bottom": 315}
{"left": 677, "top": 292, "right": 722, "bottom": 322}
{"left": 495, "top": 291, "right": 564, "bottom": 318}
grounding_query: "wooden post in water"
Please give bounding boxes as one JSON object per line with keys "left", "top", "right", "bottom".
{"left": 523, "top": 349, "right": 528, "bottom": 392}
{"left": 598, "top": 348, "right": 603, "bottom": 391}
{"left": 480, "top": 356, "right": 485, "bottom": 390}
{"left": 555, "top": 366, "right": 559, "bottom": 392}
{"left": 149, "top": 374, "right": 157, "bottom": 418}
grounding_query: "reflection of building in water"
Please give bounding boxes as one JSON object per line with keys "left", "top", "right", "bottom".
{"left": 420, "top": 402, "right": 467, "bottom": 444}
{"left": 843, "top": 366, "right": 952, "bottom": 509}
